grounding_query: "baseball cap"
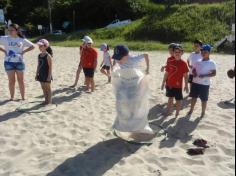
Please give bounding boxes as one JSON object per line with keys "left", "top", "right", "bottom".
{"left": 174, "top": 44, "right": 184, "bottom": 51}
{"left": 112, "top": 45, "right": 129, "bottom": 61}
{"left": 193, "top": 39, "right": 203, "bottom": 46}
{"left": 168, "top": 43, "right": 177, "bottom": 49}
{"left": 82, "top": 36, "right": 94, "bottom": 44}
{"left": 100, "top": 43, "right": 108, "bottom": 51}
{"left": 201, "top": 44, "right": 212, "bottom": 52}
{"left": 37, "top": 39, "right": 49, "bottom": 47}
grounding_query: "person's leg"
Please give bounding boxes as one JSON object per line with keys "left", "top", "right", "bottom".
{"left": 199, "top": 85, "right": 210, "bottom": 118}
{"left": 189, "top": 83, "right": 199, "bottom": 114}
{"left": 45, "top": 83, "right": 52, "bottom": 104}
{"left": 100, "top": 68, "right": 108, "bottom": 76}
{"left": 84, "top": 77, "right": 90, "bottom": 91}
{"left": 40, "top": 82, "right": 47, "bottom": 103}
{"left": 72, "top": 66, "right": 82, "bottom": 87}
{"left": 189, "top": 98, "right": 198, "bottom": 114}
{"left": 175, "top": 100, "right": 182, "bottom": 117}
{"left": 166, "top": 97, "right": 174, "bottom": 116}
{"left": 6, "top": 71, "right": 16, "bottom": 100}
{"left": 107, "top": 69, "right": 111, "bottom": 83}
{"left": 201, "top": 101, "right": 207, "bottom": 118}
{"left": 91, "top": 78, "right": 95, "bottom": 92}
{"left": 16, "top": 71, "right": 25, "bottom": 100}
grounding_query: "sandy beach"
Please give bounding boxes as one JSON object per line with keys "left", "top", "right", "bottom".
{"left": 0, "top": 47, "right": 235, "bottom": 176}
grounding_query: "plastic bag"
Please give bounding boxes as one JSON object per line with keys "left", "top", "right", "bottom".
{"left": 112, "top": 67, "right": 154, "bottom": 134}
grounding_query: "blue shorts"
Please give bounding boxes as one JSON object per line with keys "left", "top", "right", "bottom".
{"left": 4, "top": 62, "right": 25, "bottom": 71}
{"left": 190, "top": 83, "right": 210, "bottom": 102}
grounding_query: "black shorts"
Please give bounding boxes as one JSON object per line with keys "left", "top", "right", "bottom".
{"left": 188, "top": 74, "right": 194, "bottom": 83}
{"left": 102, "top": 65, "right": 110, "bottom": 71}
{"left": 83, "top": 68, "right": 95, "bottom": 78}
{"left": 166, "top": 86, "right": 183, "bottom": 101}
{"left": 189, "top": 83, "right": 210, "bottom": 102}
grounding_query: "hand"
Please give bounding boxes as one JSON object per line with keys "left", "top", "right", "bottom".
{"left": 192, "top": 69, "right": 197, "bottom": 77}
{"left": 184, "top": 86, "right": 189, "bottom": 93}
{"left": 47, "top": 76, "right": 52, "bottom": 82}
{"left": 146, "top": 69, "right": 150, "bottom": 75}
{"left": 35, "top": 75, "right": 38, "bottom": 81}
{"left": 161, "top": 66, "right": 165, "bottom": 72}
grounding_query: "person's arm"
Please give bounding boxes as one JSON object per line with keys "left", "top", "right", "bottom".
{"left": 0, "top": 47, "right": 7, "bottom": 56}
{"left": 187, "top": 59, "right": 192, "bottom": 69}
{"left": 161, "top": 72, "right": 168, "bottom": 90}
{"left": 47, "top": 55, "right": 53, "bottom": 82}
{"left": 35, "top": 57, "right": 39, "bottom": 80}
{"left": 22, "top": 45, "right": 35, "bottom": 55}
{"left": 143, "top": 54, "right": 150, "bottom": 74}
{"left": 100, "top": 60, "right": 104, "bottom": 68}
{"left": 184, "top": 73, "right": 189, "bottom": 93}
{"left": 199, "top": 70, "right": 216, "bottom": 78}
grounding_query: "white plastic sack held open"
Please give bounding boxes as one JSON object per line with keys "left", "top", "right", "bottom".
{"left": 112, "top": 67, "right": 154, "bottom": 134}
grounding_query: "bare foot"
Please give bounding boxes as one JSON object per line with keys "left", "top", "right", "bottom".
{"left": 200, "top": 113, "right": 205, "bottom": 118}
{"left": 175, "top": 113, "right": 180, "bottom": 118}
{"left": 188, "top": 110, "right": 193, "bottom": 116}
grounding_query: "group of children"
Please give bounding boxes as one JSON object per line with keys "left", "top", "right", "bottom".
{"left": 161, "top": 40, "right": 217, "bottom": 118}
{"left": 0, "top": 24, "right": 217, "bottom": 119}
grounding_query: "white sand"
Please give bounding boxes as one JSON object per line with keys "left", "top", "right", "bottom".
{"left": 0, "top": 47, "right": 235, "bottom": 176}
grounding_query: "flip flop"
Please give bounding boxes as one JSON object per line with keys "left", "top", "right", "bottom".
{"left": 193, "top": 139, "right": 209, "bottom": 148}
{"left": 187, "top": 148, "right": 205, "bottom": 156}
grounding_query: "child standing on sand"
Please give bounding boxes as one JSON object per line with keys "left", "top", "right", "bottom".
{"left": 161, "top": 44, "right": 189, "bottom": 117}
{"left": 161, "top": 43, "right": 177, "bottom": 72}
{"left": 35, "top": 39, "right": 53, "bottom": 105}
{"left": 100, "top": 43, "right": 113, "bottom": 83}
{"left": 187, "top": 40, "right": 203, "bottom": 87}
{"left": 189, "top": 44, "right": 217, "bottom": 118}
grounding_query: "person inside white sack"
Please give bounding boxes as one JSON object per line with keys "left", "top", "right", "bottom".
{"left": 111, "top": 45, "right": 154, "bottom": 135}
{"left": 0, "top": 23, "right": 35, "bottom": 101}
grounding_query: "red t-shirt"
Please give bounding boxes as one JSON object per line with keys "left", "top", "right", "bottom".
{"left": 166, "top": 56, "right": 175, "bottom": 64}
{"left": 166, "top": 59, "right": 189, "bottom": 88}
{"left": 81, "top": 48, "right": 98, "bottom": 69}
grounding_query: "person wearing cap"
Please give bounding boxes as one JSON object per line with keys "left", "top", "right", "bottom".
{"left": 71, "top": 41, "right": 87, "bottom": 88}
{"left": 100, "top": 43, "right": 113, "bottom": 83}
{"left": 112, "top": 45, "right": 154, "bottom": 135}
{"left": 0, "top": 23, "right": 35, "bottom": 101}
{"left": 161, "top": 43, "right": 177, "bottom": 72}
{"left": 161, "top": 44, "right": 189, "bottom": 117}
{"left": 112, "top": 45, "right": 150, "bottom": 72}
{"left": 80, "top": 36, "right": 98, "bottom": 92}
{"left": 35, "top": 39, "right": 53, "bottom": 105}
{"left": 187, "top": 40, "right": 203, "bottom": 87}
{"left": 189, "top": 44, "right": 217, "bottom": 118}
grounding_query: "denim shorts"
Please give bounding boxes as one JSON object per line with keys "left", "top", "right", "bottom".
{"left": 4, "top": 62, "right": 25, "bottom": 71}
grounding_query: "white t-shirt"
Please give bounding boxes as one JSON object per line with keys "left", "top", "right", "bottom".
{"left": 119, "top": 54, "right": 145, "bottom": 69}
{"left": 188, "top": 52, "right": 203, "bottom": 74}
{"left": 193, "top": 59, "right": 217, "bottom": 86}
{"left": 103, "top": 52, "right": 111, "bottom": 66}
{"left": 0, "top": 36, "right": 34, "bottom": 63}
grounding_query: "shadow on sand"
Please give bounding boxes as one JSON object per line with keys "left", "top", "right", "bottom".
{"left": 47, "top": 138, "right": 142, "bottom": 176}
{"left": 148, "top": 103, "right": 202, "bottom": 149}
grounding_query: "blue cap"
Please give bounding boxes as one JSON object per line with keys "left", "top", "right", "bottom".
{"left": 112, "top": 45, "right": 129, "bottom": 60}
{"left": 201, "top": 44, "right": 212, "bottom": 52}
